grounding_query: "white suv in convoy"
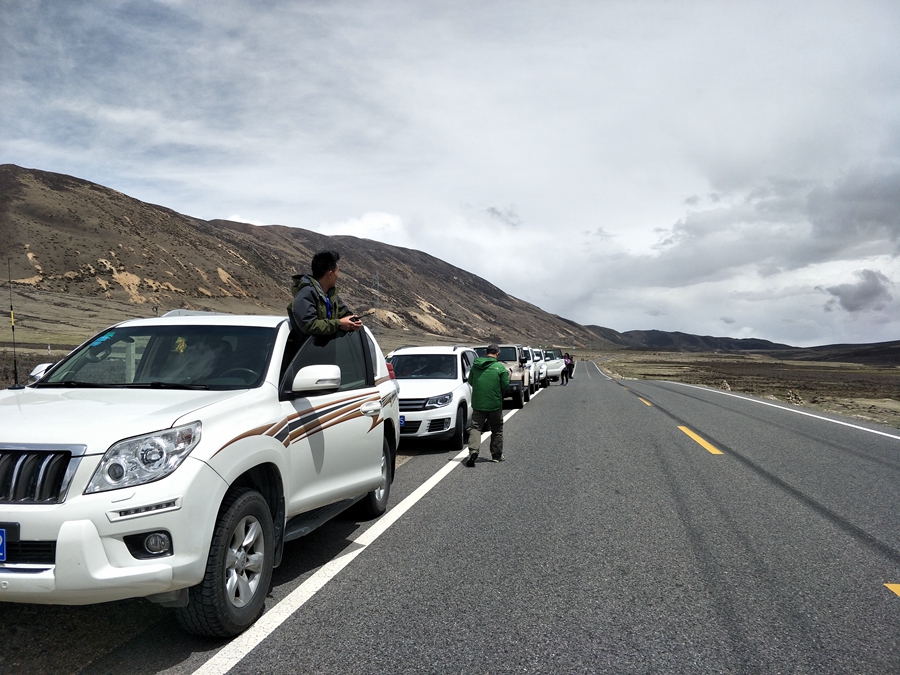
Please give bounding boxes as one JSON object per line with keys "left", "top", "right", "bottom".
{"left": 525, "top": 347, "right": 547, "bottom": 394}
{"left": 0, "top": 312, "right": 400, "bottom": 637}
{"left": 542, "top": 347, "right": 566, "bottom": 384}
{"left": 386, "top": 345, "right": 476, "bottom": 450}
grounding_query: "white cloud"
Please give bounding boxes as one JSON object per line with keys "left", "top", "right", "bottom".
{"left": 2, "top": 0, "right": 900, "bottom": 346}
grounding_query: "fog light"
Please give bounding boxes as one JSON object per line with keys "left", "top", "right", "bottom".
{"left": 144, "top": 531, "right": 171, "bottom": 555}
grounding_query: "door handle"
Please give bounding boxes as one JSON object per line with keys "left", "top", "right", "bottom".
{"left": 360, "top": 401, "right": 382, "bottom": 417}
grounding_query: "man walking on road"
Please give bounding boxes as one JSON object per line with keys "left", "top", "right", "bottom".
{"left": 465, "top": 344, "right": 510, "bottom": 467}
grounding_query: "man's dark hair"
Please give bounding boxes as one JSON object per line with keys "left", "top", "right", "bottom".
{"left": 311, "top": 250, "right": 340, "bottom": 280}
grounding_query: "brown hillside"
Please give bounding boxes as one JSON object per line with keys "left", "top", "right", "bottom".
{"left": 0, "top": 164, "right": 615, "bottom": 353}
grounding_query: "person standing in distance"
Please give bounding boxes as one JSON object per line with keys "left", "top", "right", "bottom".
{"left": 465, "top": 344, "right": 510, "bottom": 467}
{"left": 290, "top": 250, "right": 362, "bottom": 336}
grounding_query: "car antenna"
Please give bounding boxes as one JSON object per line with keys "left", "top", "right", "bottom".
{"left": 7, "top": 258, "right": 24, "bottom": 389}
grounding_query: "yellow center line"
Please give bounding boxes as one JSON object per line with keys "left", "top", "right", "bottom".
{"left": 638, "top": 397, "right": 652, "bottom": 406}
{"left": 886, "top": 584, "right": 900, "bottom": 597}
{"left": 678, "top": 426, "right": 724, "bottom": 455}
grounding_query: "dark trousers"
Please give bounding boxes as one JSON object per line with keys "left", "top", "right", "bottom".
{"left": 560, "top": 368, "right": 569, "bottom": 385}
{"left": 468, "top": 408, "right": 504, "bottom": 459}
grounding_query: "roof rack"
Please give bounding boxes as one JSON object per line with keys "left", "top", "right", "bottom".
{"left": 162, "top": 309, "right": 231, "bottom": 317}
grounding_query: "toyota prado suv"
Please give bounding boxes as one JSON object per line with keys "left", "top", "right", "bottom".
{"left": 0, "top": 312, "right": 400, "bottom": 637}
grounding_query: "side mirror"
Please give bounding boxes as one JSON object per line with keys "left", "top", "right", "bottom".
{"left": 29, "top": 363, "right": 54, "bottom": 382}
{"left": 292, "top": 364, "right": 342, "bottom": 393}
{"left": 519, "top": 356, "right": 527, "bottom": 365}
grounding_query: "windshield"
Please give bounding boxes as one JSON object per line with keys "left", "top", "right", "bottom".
{"left": 37, "top": 325, "right": 277, "bottom": 390}
{"left": 474, "top": 346, "right": 519, "bottom": 362}
{"left": 390, "top": 354, "right": 458, "bottom": 380}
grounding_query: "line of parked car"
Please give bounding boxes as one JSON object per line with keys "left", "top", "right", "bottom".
{"left": 0, "top": 308, "right": 572, "bottom": 639}
{"left": 386, "top": 343, "right": 568, "bottom": 450}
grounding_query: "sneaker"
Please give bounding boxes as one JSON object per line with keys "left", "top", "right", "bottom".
{"left": 464, "top": 455, "right": 477, "bottom": 467}
{"left": 491, "top": 455, "right": 505, "bottom": 462}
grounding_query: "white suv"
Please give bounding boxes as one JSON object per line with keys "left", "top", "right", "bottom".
{"left": 542, "top": 347, "right": 566, "bottom": 384}
{"left": 525, "top": 347, "right": 547, "bottom": 394}
{"left": 0, "top": 313, "right": 400, "bottom": 637}
{"left": 386, "top": 346, "right": 476, "bottom": 450}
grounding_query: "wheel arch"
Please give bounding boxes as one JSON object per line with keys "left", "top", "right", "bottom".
{"left": 227, "top": 462, "right": 286, "bottom": 566}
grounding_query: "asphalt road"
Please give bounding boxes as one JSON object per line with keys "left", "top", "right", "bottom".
{"left": 3, "top": 362, "right": 900, "bottom": 674}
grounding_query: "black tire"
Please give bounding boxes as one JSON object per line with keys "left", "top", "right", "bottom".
{"left": 356, "top": 437, "right": 392, "bottom": 519}
{"left": 175, "top": 488, "right": 275, "bottom": 637}
{"left": 541, "top": 377, "right": 549, "bottom": 388}
{"left": 514, "top": 388, "right": 524, "bottom": 409}
{"left": 448, "top": 407, "right": 466, "bottom": 450}
{"left": 523, "top": 382, "right": 531, "bottom": 403}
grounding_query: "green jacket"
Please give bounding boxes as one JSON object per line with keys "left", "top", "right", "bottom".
{"left": 467, "top": 356, "right": 510, "bottom": 411}
{"left": 289, "top": 274, "right": 353, "bottom": 336}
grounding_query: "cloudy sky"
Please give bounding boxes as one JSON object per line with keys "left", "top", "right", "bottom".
{"left": 2, "top": 0, "right": 899, "bottom": 346}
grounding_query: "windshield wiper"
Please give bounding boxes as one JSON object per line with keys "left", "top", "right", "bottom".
{"left": 125, "top": 381, "right": 210, "bottom": 390}
{"left": 34, "top": 380, "right": 111, "bottom": 388}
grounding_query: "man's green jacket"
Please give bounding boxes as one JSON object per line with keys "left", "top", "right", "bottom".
{"left": 467, "top": 356, "right": 510, "bottom": 411}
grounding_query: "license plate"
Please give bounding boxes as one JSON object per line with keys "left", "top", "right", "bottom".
{"left": 399, "top": 415, "right": 405, "bottom": 427}
{"left": 0, "top": 528, "right": 5, "bottom": 562}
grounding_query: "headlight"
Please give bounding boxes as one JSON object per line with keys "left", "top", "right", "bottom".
{"left": 85, "top": 422, "right": 202, "bottom": 494}
{"left": 424, "top": 392, "right": 453, "bottom": 409}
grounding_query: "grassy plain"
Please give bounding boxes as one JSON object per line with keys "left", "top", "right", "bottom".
{"left": 594, "top": 351, "right": 900, "bottom": 429}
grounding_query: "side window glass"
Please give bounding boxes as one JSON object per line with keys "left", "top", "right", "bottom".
{"left": 282, "top": 331, "right": 368, "bottom": 396}
{"left": 363, "top": 333, "right": 379, "bottom": 385}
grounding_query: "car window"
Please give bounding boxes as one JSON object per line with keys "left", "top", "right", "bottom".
{"left": 390, "top": 354, "right": 458, "bottom": 379}
{"left": 281, "top": 331, "right": 370, "bottom": 394}
{"left": 497, "top": 347, "right": 518, "bottom": 362}
{"left": 461, "top": 352, "right": 472, "bottom": 379}
{"left": 38, "top": 325, "right": 276, "bottom": 389}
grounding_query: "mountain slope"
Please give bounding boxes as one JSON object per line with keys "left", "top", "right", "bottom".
{"left": 0, "top": 164, "right": 615, "bottom": 350}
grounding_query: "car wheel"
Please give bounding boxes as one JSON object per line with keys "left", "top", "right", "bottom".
{"left": 175, "top": 488, "right": 274, "bottom": 637}
{"left": 448, "top": 407, "right": 466, "bottom": 450}
{"left": 514, "top": 388, "right": 524, "bottom": 409}
{"left": 524, "top": 382, "right": 531, "bottom": 403}
{"left": 356, "top": 437, "right": 392, "bottom": 519}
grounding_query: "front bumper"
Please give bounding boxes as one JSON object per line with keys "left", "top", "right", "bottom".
{"left": 0, "top": 458, "right": 227, "bottom": 605}
{"left": 398, "top": 409, "right": 458, "bottom": 440}
{"left": 503, "top": 381, "right": 524, "bottom": 398}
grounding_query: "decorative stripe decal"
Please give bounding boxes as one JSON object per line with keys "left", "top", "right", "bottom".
{"left": 214, "top": 390, "right": 382, "bottom": 456}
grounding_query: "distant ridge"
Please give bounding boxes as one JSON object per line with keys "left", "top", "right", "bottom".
{"left": 622, "top": 329, "right": 795, "bottom": 352}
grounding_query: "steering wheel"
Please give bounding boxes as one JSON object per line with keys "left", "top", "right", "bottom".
{"left": 218, "top": 367, "right": 258, "bottom": 381}
{"left": 83, "top": 343, "right": 112, "bottom": 363}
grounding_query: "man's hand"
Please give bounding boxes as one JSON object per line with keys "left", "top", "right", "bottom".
{"left": 339, "top": 315, "right": 363, "bottom": 332}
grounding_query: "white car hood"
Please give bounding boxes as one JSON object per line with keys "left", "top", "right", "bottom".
{"left": 0, "top": 386, "right": 244, "bottom": 452}
{"left": 395, "top": 379, "right": 461, "bottom": 399}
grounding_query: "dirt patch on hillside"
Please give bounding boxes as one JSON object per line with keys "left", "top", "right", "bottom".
{"left": 596, "top": 351, "right": 900, "bottom": 430}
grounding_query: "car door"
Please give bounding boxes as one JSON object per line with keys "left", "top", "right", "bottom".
{"left": 279, "top": 330, "right": 384, "bottom": 514}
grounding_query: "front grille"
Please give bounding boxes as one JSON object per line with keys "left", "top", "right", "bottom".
{"left": 399, "top": 421, "right": 422, "bottom": 434}
{"left": 399, "top": 399, "right": 427, "bottom": 412}
{"left": 0, "top": 449, "right": 72, "bottom": 503}
{"left": 428, "top": 418, "right": 451, "bottom": 432}
{"left": 2, "top": 540, "right": 56, "bottom": 565}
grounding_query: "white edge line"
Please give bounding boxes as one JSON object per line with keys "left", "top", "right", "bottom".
{"left": 668, "top": 381, "right": 900, "bottom": 441}
{"left": 193, "top": 400, "right": 530, "bottom": 675}
{"left": 592, "top": 361, "right": 612, "bottom": 380}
